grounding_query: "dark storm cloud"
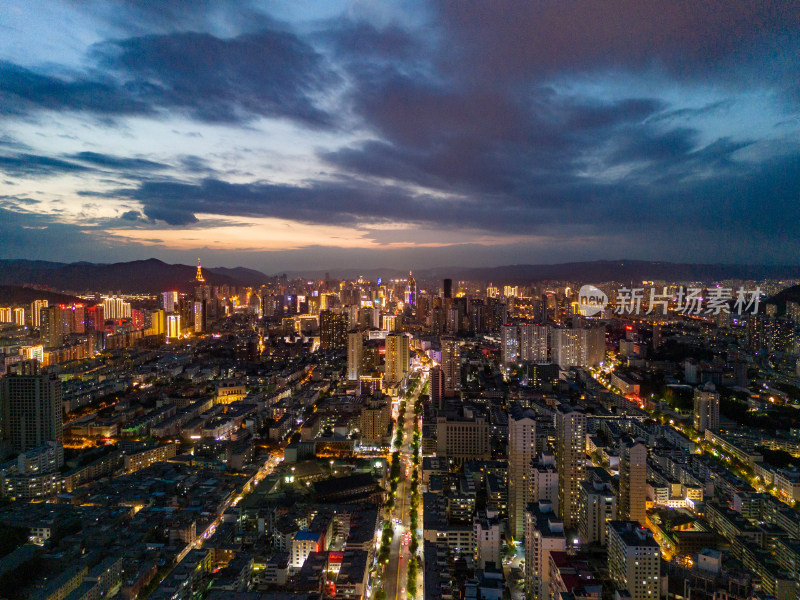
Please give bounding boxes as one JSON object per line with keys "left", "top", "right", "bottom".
{"left": 434, "top": 1, "right": 800, "bottom": 84}
{"left": 0, "top": 150, "right": 173, "bottom": 178}
{"left": 313, "top": 2, "right": 800, "bottom": 257}
{"left": 324, "top": 82, "right": 670, "bottom": 196}
{"left": 119, "top": 210, "right": 145, "bottom": 221}
{"left": 1, "top": 26, "right": 337, "bottom": 126}
{"left": 68, "top": 151, "right": 168, "bottom": 171}
{"left": 0, "top": 61, "right": 152, "bottom": 117}
{"left": 91, "top": 31, "right": 337, "bottom": 126}
{"left": 116, "top": 131, "right": 800, "bottom": 246}
{"left": 69, "top": 0, "right": 280, "bottom": 37}
{"left": 0, "top": 153, "right": 93, "bottom": 177}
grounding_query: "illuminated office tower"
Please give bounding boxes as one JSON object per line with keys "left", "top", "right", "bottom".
{"left": 167, "top": 315, "right": 181, "bottom": 339}
{"left": 501, "top": 325, "right": 519, "bottom": 369}
{"left": 693, "top": 382, "right": 720, "bottom": 432}
{"left": 607, "top": 521, "right": 660, "bottom": 600}
{"left": 556, "top": 404, "right": 586, "bottom": 530}
{"left": 508, "top": 403, "right": 537, "bottom": 539}
{"left": 384, "top": 333, "right": 410, "bottom": 385}
{"left": 0, "top": 360, "right": 63, "bottom": 453}
{"left": 30, "top": 300, "right": 48, "bottom": 328}
{"left": 161, "top": 291, "right": 178, "bottom": 313}
{"left": 193, "top": 301, "right": 204, "bottom": 333}
{"left": 0, "top": 308, "right": 10, "bottom": 323}
{"left": 147, "top": 309, "right": 166, "bottom": 336}
{"left": 520, "top": 324, "right": 548, "bottom": 363}
{"left": 12, "top": 308, "right": 25, "bottom": 326}
{"left": 440, "top": 335, "right": 460, "bottom": 397}
{"left": 320, "top": 310, "right": 347, "bottom": 350}
{"left": 347, "top": 331, "right": 363, "bottom": 381}
{"left": 40, "top": 306, "right": 64, "bottom": 348}
{"left": 618, "top": 437, "right": 647, "bottom": 524}
{"left": 405, "top": 271, "right": 416, "bottom": 306}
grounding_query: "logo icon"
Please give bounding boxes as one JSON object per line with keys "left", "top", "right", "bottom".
{"left": 577, "top": 285, "right": 608, "bottom": 317}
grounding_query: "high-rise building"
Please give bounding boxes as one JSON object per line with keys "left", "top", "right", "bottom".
{"left": 501, "top": 325, "right": 519, "bottom": 369}
{"left": 40, "top": 306, "right": 64, "bottom": 348}
{"left": 693, "top": 382, "right": 720, "bottom": 432}
{"left": 440, "top": 336, "right": 460, "bottom": 397}
{"left": 30, "top": 300, "right": 48, "bottom": 328}
{"left": 12, "top": 308, "right": 25, "bottom": 326}
{"left": 162, "top": 291, "right": 178, "bottom": 313}
{"left": 103, "top": 297, "right": 131, "bottom": 319}
{"left": 652, "top": 323, "right": 662, "bottom": 350}
{"left": 551, "top": 327, "right": 605, "bottom": 368}
{"left": 618, "top": 437, "right": 647, "bottom": 524}
{"left": 347, "top": 331, "right": 363, "bottom": 381}
{"left": 443, "top": 278, "right": 453, "bottom": 299}
{"left": 530, "top": 453, "right": 559, "bottom": 514}
{"left": 551, "top": 328, "right": 581, "bottom": 368}
{"left": 69, "top": 304, "right": 85, "bottom": 334}
{"left": 320, "top": 310, "right": 348, "bottom": 350}
{"left": 509, "top": 403, "right": 537, "bottom": 539}
{"left": 520, "top": 324, "right": 549, "bottom": 363}
{"left": 527, "top": 363, "right": 559, "bottom": 391}
{"left": 167, "top": 314, "right": 181, "bottom": 339}
{"left": 578, "top": 469, "right": 617, "bottom": 546}
{"left": 86, "top": 304, "right": 105, "bottom": 332}
{"left": 524, "top": 500, "right": 566, "bottom": 600}
{"left": 359, "top": 395, "right": 392, "bottom": 446}
{"left": 384, "top": 333, "right": 410, "bottom": 385}
{"left": 607, "top": 521, "right": 661, "bottom": 600}
{"left": 474, "top": 512, "right": 502, "bottom": 569}
{"left": 0, "top": 308, "right": 11, "bottom": 323}
{"left": 430, "top": 366, "right": 444, "bottom": 410}
{"left": 787, "top": 300, "right": 800, "bottom": 325}
{"left": 435, "top": 411, "right": 491, "bottom": 461}
{"left": 405, "top": 271, "right": 416, "bottom": 307}
{"left": 1, "top": 360, "right": 63, "bottom": 454}
{"left": 556, "top": 404, "right": 586, "bottom": 530}
{"left": 193, "top": 301, "right": 204, "bottom": 333}
{"left": 146, "top": 309, "right": 166, "bottom": 336}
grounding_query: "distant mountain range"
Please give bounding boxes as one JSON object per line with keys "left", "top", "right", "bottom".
{"left": 0, "top": 258, "right": 799, "bottom": 295}
{"left": 0, "top": 285, "right": 84, "bottom": 306}
{"left": 0, "top": 259, "right": 269, "bottom": 294}
{"left": 765, "top": 284, "right": 800, "bottom": 315}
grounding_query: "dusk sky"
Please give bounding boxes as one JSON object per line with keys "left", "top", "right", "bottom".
{"left": 1, "top": 1, "right": 799, "bottom": 273}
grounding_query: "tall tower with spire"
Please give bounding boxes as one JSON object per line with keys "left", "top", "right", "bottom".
{"left": 406, "top": 271, "right": 416, "bottom": 306}
{"left": 196, "top": 258, "right": 205, "bottom": 283}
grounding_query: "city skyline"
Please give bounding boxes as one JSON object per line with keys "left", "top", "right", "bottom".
{"left": 2, "top": 1, "right": 800, "bottom": 271}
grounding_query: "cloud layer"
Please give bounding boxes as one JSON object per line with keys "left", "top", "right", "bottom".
{"left": 1, "top": 0, "right": 799, "bottom": 270}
